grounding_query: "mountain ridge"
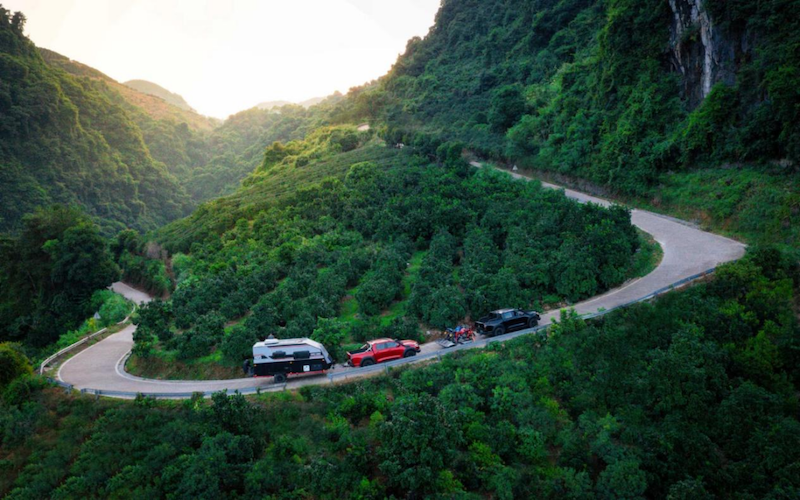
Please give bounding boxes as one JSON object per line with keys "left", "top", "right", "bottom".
{"left": 39, "top": 48, "right": 217, "bottom": 132}
{"left": 124, "top": 78, "right": 196, "bottom": 112}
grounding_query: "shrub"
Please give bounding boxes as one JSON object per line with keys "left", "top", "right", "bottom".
{"left": 91, "top": 290, "right": 131, "bottom": 326}
{"left": 311, "top": 318, "right": 347, "bottom": 363}
{"left": 221, "top": 324, "right": 259, "bottom": 363}
{"left": 382, "top": 316, "right": 423, "bottom": 343}
{"left": 134, "top": 299, "right": 174, "bottom": 344}
{"left": 3, "top": 375, "right": 46, "bottom": 405}
{"left": 349, "top": 317, "right": 383, "bottom": 343}
{"left": 355, "top": 271, "right": 398, "bottom": 316}
{"left": 174, "top": 312, "right": 225, "bottom": 360}
{"left": 0, "top": 343, "right": 32, "bottom": 388}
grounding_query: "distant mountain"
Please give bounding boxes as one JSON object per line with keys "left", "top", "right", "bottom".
{"left": 124, "top": 79, "right": 195, "bottom": 112}
{"left": 35, "top": 49, "right": 343, "bottom": 206}
{"left": 256, "top": 96, "right": 326, "bottom": 110}
{"left": 0, "top": 21, "right": 193, "bottom": 234}
{"left": 40, "top": 49, "right": 216, "bottom": 132}
{"left": 256, "top": 100, "right": 292, "bottom": 110}
{"left": 300, "top": 96, "right": 326, "bottom": 108}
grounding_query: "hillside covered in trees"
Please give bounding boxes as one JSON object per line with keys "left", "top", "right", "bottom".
{"left": 0, "top": 10, "right": 345, "bottom": 235}
{"left": 340, "top": 0, "right": 800, "bottom": 249}
{"left": 2, "top": 252, "right": 798, "bottom": 498}
{"left": 127, "top": 131, "right": 642, "bottom": 375}
{"left": 1, "top": 0, "right": 799, "bottom": 498}
{"left": 39, "top": 46, "right": 346, "bottom": 207}
{"left": 123, "top": 79, "right": 197, "bottom": 112}
{"left": 0, "top": 9, "right": 192, "bottom": 234}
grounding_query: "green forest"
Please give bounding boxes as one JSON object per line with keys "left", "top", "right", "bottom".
{"left": 1, "top": 0, "right": 800, "bottom": 498}
{"left": 2, "top": 252, "right": 799, "bottom": 498}
{"left": 347, "top": 0, "right": 800, "bottom": 250}
{"left": 129, "top": 132, "right": 640, "bottom": 375}
{"left": 0, "top": 10, "right": 192, "bottom": 235}
{"left": 0, "top": 10, "right": 345, "bottom": 236}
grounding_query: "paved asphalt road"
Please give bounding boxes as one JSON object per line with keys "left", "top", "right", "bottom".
{"left": 58, "top": 167, "right": 746, "bottom": 397}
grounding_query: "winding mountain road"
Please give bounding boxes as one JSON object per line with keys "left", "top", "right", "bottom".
{"left": 57, "top": 167, "right": 746, "bottom": 398}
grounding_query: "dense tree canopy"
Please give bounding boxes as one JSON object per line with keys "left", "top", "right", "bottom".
{"left": 0, "top": 206, "right": 119, "bottom": 347}
{"left": 135, "top": 138, "right": 639, "bottom": 366}
{"left": 0, "top": 0, "right": 798, "bottom": 498}
{"left": 364, "top": 0, "right": 800, "bottom": 187}
{"left": 0, "top": 7, "right": 193, "bottom": 234}
{"left": 2, "top": 253, "right": 798, "bottom": 498}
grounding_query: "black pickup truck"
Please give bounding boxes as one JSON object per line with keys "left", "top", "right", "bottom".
{"left": 475, "top": 308, "right": 540, "bottom": 337}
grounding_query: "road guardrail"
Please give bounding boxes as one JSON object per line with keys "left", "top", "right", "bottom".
{"left": 39, "top": 306, "right": 136, "bottom": 376}
{"left": 51, "top": 267, "right": 716, "bottom": 399}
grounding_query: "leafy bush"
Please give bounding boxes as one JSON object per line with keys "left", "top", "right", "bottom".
{"left": 311, "top": 318, "right": 347, "bottom": 363}
{"left": 91, "top": 290, "right": 132, "bottom": 326}
{"left": 174, "top": 312, "right": 225, "bottom": 360}
{"left": 134, "top": 299, "right": 174, "bottom": 344}
{"left": 0, "top": 343, "right": 31, "bottom": 388}
{"left": 3, "top": 375, "right": 46, "bottom": 406}
{"left": 221, "top": 324, "right": 259, "bottom": 363}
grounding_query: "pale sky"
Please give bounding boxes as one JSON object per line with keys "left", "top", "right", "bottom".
{"left": 6, "top": 0, "right": 441, "bottom": 118}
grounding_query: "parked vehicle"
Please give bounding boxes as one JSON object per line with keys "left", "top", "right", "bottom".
{"left": 250, "top": 337, "right": 334, "bottom": 383}
{"left": 475, "top": 308, "right": 540, "bottom": 337}
{"left": 346, "top": 338, "right": 421, "bottom": 367}
{"left": 437, "top": 324, "right": 475, "bottom": 348}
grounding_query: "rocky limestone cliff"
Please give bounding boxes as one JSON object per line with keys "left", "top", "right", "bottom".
{"left": 668, "top": 0, "right": 753, "bottom": 109}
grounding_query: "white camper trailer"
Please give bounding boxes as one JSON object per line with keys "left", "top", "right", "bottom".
{"left": 251, "top": 337, "right": 334, "bottom": 383}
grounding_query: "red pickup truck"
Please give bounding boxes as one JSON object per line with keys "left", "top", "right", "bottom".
{"left": 346, "top": 338, "right": 421, "bottom": 367}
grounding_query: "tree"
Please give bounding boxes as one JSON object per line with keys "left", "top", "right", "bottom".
{"left": 112, "top": 229, "right": 143, "bottom": 259}
{"left": 45, "top": 222, "right": 120, "bottom": 300}
{"left": 488, "top": 84, "right": 527, "bottom": 132}
{"left": 221, "top": 324, "right": 258, "bottom": 363}
{"left": 174, "top": 312, "right": 225, "bottom": 360}
{"left": 134, "top": 299, "right": 173, "bottom": 343}
{"left": 379, "top": 394, "right": 461, "bottom": 495}
{"left": 0, "top": 342, "right": 31, "bottom": 387}
{"left": 0, "top": 206, "right": 120, "bottom": 346}
{"left": 311, "top": 318, "right": 347, "bottom": 363}
{"left": 355, "top": 271, "right": 398, "bottom": 316}
{"left": 595, "top": 458, "right": 648, "bottom": 499}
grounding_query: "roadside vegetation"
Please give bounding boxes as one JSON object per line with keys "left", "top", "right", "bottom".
{"left": 2, "top": 252, "right": 798, "bottom": 498}
{"left": 127, "top": 135, "right": 640, "bottom": 376}
{"left": 41, "top": 291, "right": 132, "bottom": 358}
{"left": 0, "top": 206, "right": 120, "bottom": 351}
{"left": 345, "top": 0, "right": 800, "bottom": 251}
{"left": 1, "top": 0, "right": 799, "bottom": 498}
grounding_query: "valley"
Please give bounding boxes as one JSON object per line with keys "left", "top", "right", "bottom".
{"left": 1, "top": 1, "right": 799, "bottom": 498}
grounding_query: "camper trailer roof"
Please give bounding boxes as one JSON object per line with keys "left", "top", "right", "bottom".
{"left": 253, "top": 337, "right": 325, "bottom": 351}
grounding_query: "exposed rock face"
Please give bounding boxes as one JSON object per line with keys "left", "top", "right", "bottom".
{"left": 668, "top": 0, "right": 752, "bottom": 109}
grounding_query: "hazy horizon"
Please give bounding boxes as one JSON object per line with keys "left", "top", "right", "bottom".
{"left": 7, "top": 0, "right": 441, "bottom": 118}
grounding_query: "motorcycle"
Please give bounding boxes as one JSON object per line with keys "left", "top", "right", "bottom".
{"left": 437, "top": 324, "right": 475, "bottom": 348}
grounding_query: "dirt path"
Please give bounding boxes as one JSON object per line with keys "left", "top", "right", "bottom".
{"left": 58, "top": 166, "right": 746, "bottom": 397}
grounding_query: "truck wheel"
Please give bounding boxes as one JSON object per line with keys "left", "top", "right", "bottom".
{"left": 494, "top": 326, "right": 505, "bottom": 337}
{"left": 403, "top": 349, "right": 416, "bottom": 358}
{"left": 274, "top": 373, "right": 287, "bottom": 383}
{"left": 360, "top": 358, "right": 376, "bottom": 367}
{"left": 528, "top": 317, "right": 538, "bottom": 328}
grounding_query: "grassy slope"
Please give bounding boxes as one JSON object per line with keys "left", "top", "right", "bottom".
{"left": 649, "top": 168, "right": 799, "bottom": 250}
{"left": 157, "top": 141, "right": 412, "bottom": 251}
